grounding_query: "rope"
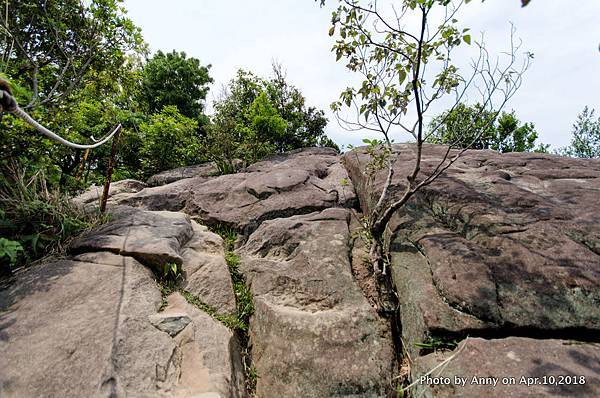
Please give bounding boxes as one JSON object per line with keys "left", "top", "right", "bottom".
{"left": 12, "top": 106, "right": 121, "bottom": 150}
{"left": 1, "top": 87, "right": 120, "bottom": 150}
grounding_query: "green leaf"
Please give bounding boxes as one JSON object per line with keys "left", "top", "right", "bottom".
{"left": 463, "top": 34, "right": 471, "bottom": 45}
{"left": 328, "top": 25, "right": 335, "bottom": 36}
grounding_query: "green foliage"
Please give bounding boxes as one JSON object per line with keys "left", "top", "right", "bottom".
{"left": 427, "top": 103, "right": 544, "bottom": 153}
{"left": 0, "top": 0, "right": 146, "bottom": 190}
{"left": 0, "top": 164, "right": 104, "bottom": 274}
{"left": 210, "top": 225, "right": 255, "bottom": 331}
{"left": 138, "top": 106, "right": 203, "bottom": 178}
{"left": 205, "top": 67, "right": 336, "bottom": 171}
{"left": 0, "top": 238, "right": 24, "bottom": 268}
{"left": 415, "top": 336, "right": 458, "bottom": 353}
{"left": 180, "top": 289, "right": 246, "bottom": 331}
{"left": 557, "top": 107, "right": 600, "bottom": 158}
{"left": 139, "top": 50, "right": 213, "bottom": 119}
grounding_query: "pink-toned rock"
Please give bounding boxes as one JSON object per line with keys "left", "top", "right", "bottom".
{"left": 412, "top": 337, "right": 600, "bottom": 398}
{"left": 344, "top": 145, "right": 600, "bottom": 357}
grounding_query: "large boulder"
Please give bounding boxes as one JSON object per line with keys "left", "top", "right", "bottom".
{"left": 72, "top": 179, "right": 147, "bottom": 208}
{"left": 0, "top": 252, "right": 245, "bottom": 397}
{"left": 97, "top": 148, "right": 355, "bottom": 236}
{"left": 238, "top": 208, "right": 396, "bottom": 397}
{"left": 344, "top": 145, "right": 600, "bottom": 357}
{"left": 146, "top": 162, "right": 220, "bottom": 187}
{"left": 411, "top": 337, "right": 600, "bottom": 398}
{"left": 69, "top": 207, "right": 236, "bottom": 315}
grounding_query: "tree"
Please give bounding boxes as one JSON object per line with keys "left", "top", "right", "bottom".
{"left": 322, "top": 0, "right": 531, "bottom": 269}
{"left": 0, "top": 0, "right": 146, "bottom": 189}
{"left": 138, "top": 105, "right": 203, "bottom": 178}
{"left": 0, "top": 0, "right": 144, "bottom": 110}
{"left": 139, "top": 50, "right": 212, "bottom": 119}
{"left": 557, "top": 107, "right": 600, "bottom": 158}
{"left": 205, "top": 66, "right": 337, "bottom": 172}
{"left": 427, "top": 103, "right": 544, "bottom": 152}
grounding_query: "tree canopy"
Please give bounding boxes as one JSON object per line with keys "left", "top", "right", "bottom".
{"left": 558, "top": 107, "right": 600, "bottom": 158}
{"left": 139, "top": 50, "right": 212, "bottom": 119}
{"left": 205, "top": 66, "right": 336, "bottom": 172}
{"left": 427, "top": 103, "right": 547, "bottom": 153}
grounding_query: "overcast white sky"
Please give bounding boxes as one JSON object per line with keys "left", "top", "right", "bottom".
{"left": 123, "top": 0, "right": 600, "bottom": 150}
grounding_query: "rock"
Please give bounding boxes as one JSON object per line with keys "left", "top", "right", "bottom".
{"left": 184, "top": 148, "right": 356, "bottom": 235}
{"left": 70, "top": 207, "right": 237, "bottom": 316}
{"left": 411, "top": 337, "right": 600, "bottom": 398}
{"left": 0, "top": 253, "right": 178, "bottom": 397}
{"left": 105, "top": 148, "right": 355, "bottom": 235}
{"left": 159, "top": 293, "right": 246, "bottom": 397}
{"left": 181, "top": 221, "right": 237, "bottom": 315}
{"left": 344, "top": 145, "right": 600, "bottom": 356}
{"left": 238, "top": 208, "right": 395, "bottom": 397}
{"left": 69, "top": 206, "right": 194, "bottom": 275}
{"left": 147, "top": 162, "right": 220, "bottom": 187}
{"left": 0, "top": 253, "right": 246, "bottom": 397}
{"left": 117, "top": 177, "right": 198, "bottom": 212}
{"left": 72, "top": 179, "right": 147, "bottom": 207}
{"left": 149, "top": 313, "right": 192, "bottom": 337}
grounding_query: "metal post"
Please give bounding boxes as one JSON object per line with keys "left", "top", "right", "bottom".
{"left": 100, "top": 125, "right": 122, "bottom": 213}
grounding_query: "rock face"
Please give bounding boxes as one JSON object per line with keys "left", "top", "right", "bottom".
{"left": 82, "top": 148, "right": 357, "bottom": 235}
{"left": 238, "top": 208, "right": 396, "bottom": 397}
{"left": 3, "top": 145, "right": 600, "bottom": 397}
{"left": 1, "top": 208, "right": 244, "bottom": 397}
{"left": 0, "top": 252, "right": 243, "bottom": 397}
{"left": 344, "top": 144, "right": 600, "bottom": 396}
{"left": 412, "top": 337, "right": 600, "bottom": 398}
{"left": 147, "top": 162, "right": 220, "bottom": 187}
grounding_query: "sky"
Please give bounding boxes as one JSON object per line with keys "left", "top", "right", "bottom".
{"left": 122, "top": 0, "right": 600, "bottom": 150}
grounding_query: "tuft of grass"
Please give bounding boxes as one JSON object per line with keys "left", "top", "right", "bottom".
{"left": 415, "top": 336, "right": 458, "bottom": 353}
{"left": 0, "top": 163, "right": 106, "bottom": 275}
{"left": 180, "top": 289, "right": 246, "bottom": 330}
{"left": 210, "top": 222, "right": 238, "bottom": 250}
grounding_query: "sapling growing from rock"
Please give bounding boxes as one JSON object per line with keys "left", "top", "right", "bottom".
{"left": 320, "top": 0, "right": 531, "bottom": 273}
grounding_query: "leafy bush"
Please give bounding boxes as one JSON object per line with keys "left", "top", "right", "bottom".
{"left": 557, "top": 106, "right": 600, "bottom": 158}
{"left": 138, "top": 106, "right": 204, "bottom": 178}
{"left": 427, "top": 103, "right": 547, "bottom": 153}
{"left": 0, "top": 162, "right": 104, "bottom": 275}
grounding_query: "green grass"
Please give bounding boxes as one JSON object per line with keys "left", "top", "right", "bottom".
{"left": 180, "top": 289, "right": 246, "bottom": 330}
{"left": 415, "top": 336, "right": 458, "bottom": 353}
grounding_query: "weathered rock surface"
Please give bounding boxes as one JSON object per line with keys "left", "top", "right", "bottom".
{"left": 158, "top": 292, "right": 246, "bottom": 397}
{"left": 344, "top": 144, "right": 600, "bottom": 357}
{"left": 1, "top": 253, "right": 180, "bottom": 397}
{"left": 147, "top": 162, "right": 220, "bottom": 187}
{"left": 412, "top": 337, "right": 600, "bottom": 398}
{"left": 181, "top": 221, "right": 237, "bottom": 315}
{"left": 1, "top": 222, "right": 243, "bottom": 397}
{"left": 94, "top": 148, "right": 356, "bottom": 235}
{"left": 69, "top": 206, "right": 194, "bottom": 275}
{"left": 73, "top": 179, "right": 147, "bottom": 207}
{"left": 238, "top": 208, "right": 396, "bottom": 397}
{"left": 5, "top": 144, "right": 600, "bottom": 397}
{"left": 70, "top": 206, "right": 236, "bottom": 315}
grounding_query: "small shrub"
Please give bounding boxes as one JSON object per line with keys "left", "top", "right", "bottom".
{"left": 0, "top": 162, "right": 104, "bottom": 275}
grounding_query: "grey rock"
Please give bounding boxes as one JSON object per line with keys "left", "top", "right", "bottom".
{"left": 72, "top": 178, "right": 147, "bottom": 207}
{"left": 159, "top": 293, "right": 246, "bottom": 397}
{"left": 238, "top": 208, "right": 395, "bottom": 397}
{"left": 149, "top": 313, "right": 192, "bottom": 337}
{"left": 181, "top": 221, "right": 237, "bottom": 315}
{"left": 147, "top": 162, "right": 220, "bottom": 187}
{"left": 0, "top": 253, "right": 178, "bottom": 397}
{"left": 69, "top": 206, "right": 193, "bottom": 275}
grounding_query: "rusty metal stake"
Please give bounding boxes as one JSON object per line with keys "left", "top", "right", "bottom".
{"left": 100, "top": 125, "right": 122, "bottom": 213}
